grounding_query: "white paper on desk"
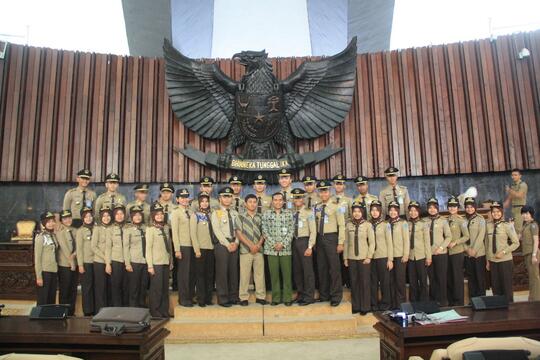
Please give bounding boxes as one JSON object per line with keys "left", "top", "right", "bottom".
{"left": 415, "top": 310, "right": 468, "bottom": 325}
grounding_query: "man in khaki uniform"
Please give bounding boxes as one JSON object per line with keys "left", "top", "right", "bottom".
{"left": 229, "top": 175, "right": 246, "bottom": 213}
{"left": 278, "top": 168, "right": 294, "bottom": 210}
{"left": 332, "top": 174, "right": 353, "bottom": 221}
{"left": 211, "top": 187, "right": 240, "bottom": 307}
{"left": 94, "top": 173, "right": 126, "bottom": 222}
{"left": 446, "top": 196, "right": 469, "bottom": 306}
{"left": 520, "top": 206, "right": 540, "bottom": 301}
{"left": 63, "top": 169, "right": 97, "bottom": 227}
{"left": 171, "top": 188, "right": 195, "bottom": 307}
{"left": 379, "top": 167, "right": 410, "bottom": 219}
{"left": 486, "top": 201, "right": 520, "bottom": 303}
{"left": 156, "top": 183, "right": 177, "bottom": 224}
{"left": 291, "top": 188, "right": 317, "bottom": 305}
{"left": 191, "top": 176, "right": 220, "bottom": 211}
{"left": 315, "top": 180, "right": 346, "bottom": 306}
{"left": 408, "top": 201, "right": 431, "bottom": 302}
{"left": 464, "top": 197, "right": 487, "bottom": 298}
{"left": 302, "top": 175, "right": 320, "bottom": 209}
{"left": 126, "top": 184, "right": 151, "bottom": 225}
{"left": 252, "top": 174, "right": 272, "bottom": 214}
{"left": 354, "top": 176, "right": 378, "bottom": 218}
{"left": 370, "top": 200, "right": 393, "bottom": 310}
{"left": 387, "top": 201, "right": 410, "bottom": 309}
{"left": 505, "top": 169, "right": 528, "bottom": 234}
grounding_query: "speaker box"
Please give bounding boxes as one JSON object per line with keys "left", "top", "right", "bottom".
{"left": 400, "top": 301, "right": 440, "bottom": 314}
{"left": 471, "top": 295, "right": 508, "bottom": 311}
{"left": 29, "top": 304, "right": 70, "bottom": 319}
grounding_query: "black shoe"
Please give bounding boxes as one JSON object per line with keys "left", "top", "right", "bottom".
{"left": 240, "top": 300, "right": 249, "bottom": 306}
{"left": 297, "top": 299, "right": 306, "bottom": 305}
{"left": 229, "top": 300, "right": 240, "bottom": 306}
{"left": 299, "top": 300, "right": 313, "bottom": 306}
{"left": 330, "top": 301, "right": 340, "bottom": 307}
{"left": 181, "top": 303, "right": 193, "bottom": 308}
{"left": 271, "top": 302, "right": 280, "bottom": 306}
{"left": 352, "top": 309, "right": 360, "bottom": 314}
{"left": 219, "top": 303, "right": 232, "bottom": 308}
{"left": 206, "top": 301, "right": 213, "bottom": 306}
{"left": 256, "top": 299, "right": 268, "bottom": 305}
{"left": 317, "top": 298, "right": 329, "bottom": 303}
{"left": 284, "top": 302, "right": 292, "bottom": 306}
{"left": 360, "top": 311, "right": 368, "bottom": 316}
{"left": 198, "top": 303, "right": 206, "bottom": 308}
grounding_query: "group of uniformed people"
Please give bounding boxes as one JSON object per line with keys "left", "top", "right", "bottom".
{"left": 33, "top": 167, "right": 539, "bottom": 317}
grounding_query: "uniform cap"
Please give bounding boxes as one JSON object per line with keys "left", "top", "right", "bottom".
{"left": 253, "top": 174, "right": 266, "bottom": 184}
{"left": 133, "top": 184, "right": 149, "bottom": 192}
{"left": 218, "top": 187, "right": 234, "bottom": 196}
{"left": 384, "top": 167, "right": 399, "bottom": 176}
{"left": 200, "top": 176, "right": 215, "bottom": 185}
{"left": 354, "top": 176, "right": 368, "bottom": 184}
{"left": 60, "top": 209, "right": 72, "bottom": 219}
{"left": 302, "top": 175, "right": 317, "bottom": 184}
{"left": 77, "top": 169, "right": 92, "bottom": 179}
{"left": 176, "top": 188, "right": 190, "bottom": 198}
{"left": 105, "top": 173, "right": 120, "bottom": 182}
{"left": 291, "top": 188, "right": 306, "bottom": 197}
{"left": 317, "top": 180, "right": 331, "bottom": 189}
{"left": 159, "top": 182, "right": 174, "bottom": 193}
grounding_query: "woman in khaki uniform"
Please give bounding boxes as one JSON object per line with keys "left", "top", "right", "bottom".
{"left": 56, "top": 210, "right": 78, "bottom": 315}
{"left": 190, "top": 193, "right": 215, "bottom": 307}
{"left": 344, "top": 202, "right": 375, "bottom": 314}
{"left": 486, "top": 201, "right": 520, "bottom": 303}
{"left": 446, "top": 196, "right": 469, "bottom": 306}
{"left": 76, "top": 206, "right": 95, "bottom": 316}
{"left": 123, "top": 205, "right": 149, "bottom": 308}
{"left": 520, "top": 206, "right": 540, "bottom": 301}
{"left": 369, "top": 200, "right": 393, "bottom": 311}
{"left": 146, "top": 203, "right": 173, "bottom": 318}
{"left": 92, "top": 205, "right": 112, "bottom": 312}
{"left": 35, "top": 211, "right": 59, "bottom": 305}
{"left": 388, "top": 201, "right": 409, "bottom": 309}
{"left": 407, "top": 201, "right": 431, "bottom": 302}
{"left": 106, "top": 204, "right": 128, "bottom": 306}
{"left": 464, "top": 197, "right": 487, "bottom": 299}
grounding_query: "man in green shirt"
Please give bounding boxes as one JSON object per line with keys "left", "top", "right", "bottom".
{"left": 262, "top": 192, "right": 295, "bottom": 306}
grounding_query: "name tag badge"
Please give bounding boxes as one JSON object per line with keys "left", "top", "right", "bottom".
{"left": 287, "top": 202, "right": 292, "bottom": 209}
{"left": 298, "top": 220, "right": 304, "bottom": 228}
{"left": 398, "top": 196, "right": 403, "bottom": 205}
{"left": 85, "top": 200, "right": 92, "bottom": 207}
{"left": 324, "top": 215, "right": 329, "bottom": 224}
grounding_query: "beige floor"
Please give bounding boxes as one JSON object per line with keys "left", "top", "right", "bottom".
{"left": 165, "top": 337, "right": 380, "bottom": 360}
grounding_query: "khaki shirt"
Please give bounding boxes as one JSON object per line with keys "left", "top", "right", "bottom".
{"left": 315, "top": 201, "right": 346, "bottom": 245}
{"left": 371, "top": 220, "right": 393, "bottom": 259}
{"left": 425, "top": 216, "right": 452, "bottom": 254}
{"left": 146, "top": 225, "right": 173, "bottom": 267}
{"left": 486, "top": 221, "right": 520, "bottom": 262}
{"left": 34, "top": 231, "right": 58, "bottom": 279}
{"left": 126, "top": 200, "right": 151, "bottom": 225}
{"left": 379, "top": 184, "right": 410, "bottom": 217}
{"left": 332, "top": 194, "right": 353, "bottom": 221}
{"left": 123, "top": 224, "right": 147, "bottom": 265}
{"left": 76, "top": 225, "right": 94, "bottom": 264}
{"left": 56, "top": 226, "right": 77, "bottom": 268}
{"left": 106, "top": 223, "right": 125, "bottom": 264}
{"left": 344, "top": 221, "right": 375, "bottom": 260}
{"left": 465, "top": 214, "right": 486, "bottom": 257}
{"left": 63, "top": 187, "right": 96, "bottom": 219}
{"left": 521, "top": 221, "right": 539, "bottom": 255}
{"left": 389, "top": 218, "right": 410, "bottom": 258}
{"left": 94, "top": 191, "right": 127, "bottom": 215}
{"left": 157, "top": 200, "right": 178, "bottom": 224}
{"left": 448, "top": 214, "right": 470, "bottom": 255}
{"left": 511, "top": 180, "right": 528, "bottom": 206}
{"left": 171, "top": 206, "right": 194, "bottom": 249}
{"left": 281, "top": 187, "right": 294, "bottom": 210}
{"left": 232, "top": 196, "right": 246, "bottom": 213}
{"left": 408, "top": 219, "right": 431, "bottom": 261}
{"left": 190, "top": 211, "right": 214, "bottom": 253}
{"left": 255, "top": 193, "right": 272, "bottom": 214}
{"left": 190, "top": 197, "right": 220, "bottom": 212}
{"left": 293, "top": 207, "right": 317, "bottom": 248}
{"left": 91, "top": 225, "right": 110, "bottom": 263}
{"left": 211, "top": 207, "right": 240, "bottom": 247}
{"left": 305, "top": 192, "right": 321, "bottom": 209}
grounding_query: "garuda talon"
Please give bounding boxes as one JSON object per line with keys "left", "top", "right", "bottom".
{"left": 163, "top": 37, "right": 357, "bottom": 173}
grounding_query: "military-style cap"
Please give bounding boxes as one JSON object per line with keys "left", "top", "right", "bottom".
{"left": 198, "top": 191, "right": 210, "bottom": 200}
{"left": 370, "top": 199, "right": 383, "bottom": 208}
{"left": 384, "top": 167, "right": 399, "bottom": 177}
{"left": 426, "top": 197, "right": 439, "bottom": 207}
{"left": 302, "top": 175, "right": 317, "bottom": 184}
{"left": 388, "top": 200, "right": 400, "bottom": 210}
{"left": 447, "top": 196, "right": 459, "bottom": 207}
{"left": 99, "top": 205, "right": 112, "bottom": 213}
{"left": 133, "top": 184, "right": 149, "bottom": 192}
{"left": 80, "top": 206, "right": 93, "bottom": 216}
{"left": 278, "top": 168, "right": 291, "bottom": 177}
{"left": 351, "top": 201, "right": 366, "bottom": 210}
{"left": 77, "top": 169, "right": 92, "bottom": 179}
{"left": 60, "top": 209, "right": 72, "bottom": 219}
{"left": 40, "top": 211, "right": 55, "bottom": 222}
{"left": 176, "top": 188, "right": 190, "bottom": 198}
{"left": 130, "top": 205, "right": 143, "bottom": 215}
{"left": 332, "top": 174, "right": 347, "bottom": 183}
{"left": 105, "top": 173, "right": 120, "bottom": 182}
{"left": 408, "top": 200, "right": 421, "bottom": 209}
{"left": 200, "top": 176, "right": 215, "bottom": 185}
{"left": 317, "top": 180, "right": 331, "bottom": 189}
{"left": 253, "top": 174, "right": 266, "bottom": 184}
{"left": 218, "top": 187, "right": 234, "bottom": 196}
{"left": 464, "top": 197, "right": 476, "bottom": 207}
{"left": 113, "top": 204, "right": 126, "bottom": 212}
{"left": 228, "top": 175, "right": 242, "bottom": 185}
{"left": 291, "top": 188, "right": 306, "bottom": 197}
{"left": 354, "top": 176, "right": 368, "bottom": 185}
{"left": 159, "top": 182, "right": 174, "bottom": 193}
{"left": 151, "top": 202, "right": 164, "bottom": 213}
{"left": 490, "top": 201, "right": 503, "bottom": 209}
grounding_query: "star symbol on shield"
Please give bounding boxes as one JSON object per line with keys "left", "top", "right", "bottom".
{"left": 254, "top": 112, "right": 265, "bottom": 124}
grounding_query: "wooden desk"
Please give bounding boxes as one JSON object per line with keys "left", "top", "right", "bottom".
{"left": 373, "top": 301, "right": 540, "bottom": 360}
{"left": 0, "top": 316, "right": 170, "bottom": 360}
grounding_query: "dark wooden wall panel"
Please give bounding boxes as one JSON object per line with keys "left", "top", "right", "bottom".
{"left": 1, "top": 31, "right": 540, "bottom": 183}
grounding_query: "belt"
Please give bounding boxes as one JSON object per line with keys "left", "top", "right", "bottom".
{"left": 294, "top": 236, "right": 309, "bottom": 241}
{"left": 512, "top": 205, "right": 524, "bottom": 208}
{"left": 317, "top": 232, "right": 337, "bottom": 238}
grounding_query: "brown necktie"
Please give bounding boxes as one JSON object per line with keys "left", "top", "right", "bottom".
{"left": 354, "top": 223, "right": 360, "bottom": 256}
{"left": 492, "top": 222, "right": 499, "bottom": 254}
{"left": 257, "top": 197, "right": 262, "bottom": 214}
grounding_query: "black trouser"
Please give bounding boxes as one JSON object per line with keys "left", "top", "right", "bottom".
{"left": 390, "top": 257, "right": 407, "bottom": 309}
{"left": 293, "top": 237, "right": 315, "bottom": 303}
{"left": 93, "top": 262, "right": 110, "bottom": 312}
{"left": 349, "top": 260, "right": 371, "bottom": 312}
{"left": 447, "top": 252, "right": 465, "bottom": 306}
{"left": 58, "top": 266, "right": 78, "bottom": 315}
{"left": 490, "top": 260, "right": 514, "bottom": 303}
{"left": 111, "top": 261, "right": 128, "bottom": 307}
{"left": 428, "top": 253, "right": 448, "bottom": 306}
{"left": 408, "top": 259, "right": 429, "bottom": 302}
{"left": 177, "top": 246, "right": 195, "bottom": 306}
{"left": 340, "top": 252, "right": 350, "bottom": 287}
{"left": 149, "top": 265, "right": 170, "bottom": 318}
{"left": 214, "top": 243, "right": 239, "bottom": 304}
{"left": 195, "top": 249, "right": 215, "bottom": 305}
{"left": 465, "top": 256, "right": 486, "bottom": 299}
{"left": 371, "top": 257, "right": 391, "bottom": 310}
{"left": 316, "top": 233, "right": 343, "bottom": 302}
{"left": 80, "top": 263, "right": 95, "bottom": 315}
{"left": 37, "top": 271, "right": 57, "bottom": 306}
{"left": 127, "top": 263, "right": 149, "bottom": 307}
